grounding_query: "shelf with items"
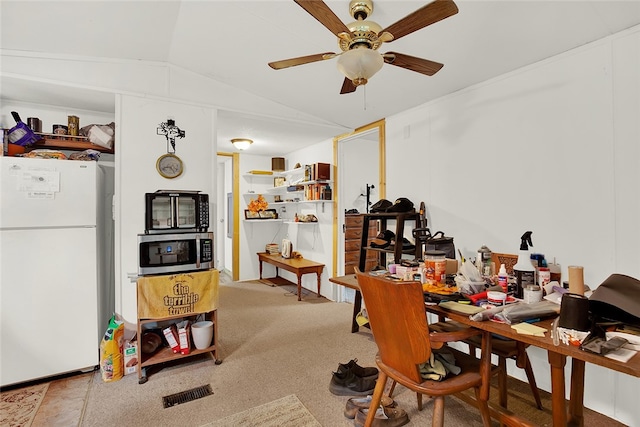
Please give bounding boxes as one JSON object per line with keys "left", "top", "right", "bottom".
{"left": 358, "top": 211, "right": 422, "bottom": 270}
{"left": 242, "top": 171, "right": 284, "bottom": 181}
{"left": 264, "top": 180, "right": 332, "bottom": 201}
{"left": 137, "top": 310, "right": 218, "bottom": 382}
{"left": 27, "top": 133, "right": 115, "bottom": 154}
{"left": 136, "top": 270, "right": 220, "bottom": 384}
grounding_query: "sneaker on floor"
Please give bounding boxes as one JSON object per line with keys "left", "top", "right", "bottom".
{"left": 344, "top": 395, "right": 396, "bottom": 419}
{"left": 328, "top": 369, "right": 377, "bottom": 396}
{"left": 354, "top": 406, "right": 409, "bottom": 427}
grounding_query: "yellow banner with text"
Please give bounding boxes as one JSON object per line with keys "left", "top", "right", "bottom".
{"left": 137, "top": 269, "right": 219, "bottom": 319}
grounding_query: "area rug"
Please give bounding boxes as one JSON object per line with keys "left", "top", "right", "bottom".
{"left": 0, "top": 383, "right": 49, "bottom": 427}
{"left": 202, "top": 394, "right": 321, "bottom": 427}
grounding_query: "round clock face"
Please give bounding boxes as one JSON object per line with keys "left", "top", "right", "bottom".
{"left": 156, "top": 154, "right": 183, "bottom": 179}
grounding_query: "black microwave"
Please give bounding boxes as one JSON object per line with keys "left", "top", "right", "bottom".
{"left": 138, "top": 232, "right": 213, "bottom": 276}
{"left": 145, "top": 190, "right": 209, "bottom": 234}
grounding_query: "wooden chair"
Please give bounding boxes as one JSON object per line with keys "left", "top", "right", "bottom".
{"left": 356, "top": 271, "right": 492, "bottom": 427}
{"left": 428, "top": 321, "right": 543, "bottom": 410}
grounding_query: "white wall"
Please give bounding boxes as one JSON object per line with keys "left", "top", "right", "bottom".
{"left": 382, "top": 28, "right": 639, "bottom": 425}
{"left": 115, "top": 94, "right": 216, "bottom": 322}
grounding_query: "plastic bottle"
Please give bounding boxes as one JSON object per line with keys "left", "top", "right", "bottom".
{"left": 513, "top": 231, "right": 536, "bottom": 299}
{"left": 498, "top": 264, "right": 508, "bottom": 293}
{"left": 476, "top": 245, "right": 493, "bottom": 277}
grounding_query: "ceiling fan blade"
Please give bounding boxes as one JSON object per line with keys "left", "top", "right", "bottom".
{"left": 380, "top": 0, "right": 459, "bottom": 42}
{"left": 294, "top": 0, "right": 350, "bottom": 37}
{"left": 383, "top": 52, "right": 444, "bottom": 76}
{"left": 340, "top": 78, "right": 357, "bottom": 94}
{"left": 268, "top": 52, "right": 336, "bottom": 70}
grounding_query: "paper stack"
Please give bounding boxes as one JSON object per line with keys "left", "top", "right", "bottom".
{"left": 511, "top": 323, "right": 547, "bottom": 337}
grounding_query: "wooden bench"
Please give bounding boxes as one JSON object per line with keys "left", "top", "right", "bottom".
{"left": 257, "top": 252, "right": 325, "bottom": 301}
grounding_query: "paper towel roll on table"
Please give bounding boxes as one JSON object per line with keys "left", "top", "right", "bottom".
{"left": 568, "top": 265, "right": 585, "bottom": 295}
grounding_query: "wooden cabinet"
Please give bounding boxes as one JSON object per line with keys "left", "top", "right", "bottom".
{"left": 136, "top": 269, "right": 221, "bottom": 384}
{"left": 345, "top": 214, "right": 377, "bottom": 274}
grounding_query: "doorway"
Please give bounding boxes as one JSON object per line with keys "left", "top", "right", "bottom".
{"left": 216, "top": 152, "right": 240, "bottom": 281}
{"left": 332, "top": 119, "right": 386, "bottom": 301}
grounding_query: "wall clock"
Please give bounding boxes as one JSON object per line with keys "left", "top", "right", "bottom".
{"left": 156, "top": 153, "right": 183, "bottom": 179}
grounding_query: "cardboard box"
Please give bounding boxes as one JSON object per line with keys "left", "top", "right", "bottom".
{"left": 162, "top": 325, "right": 180, "bottom": 353}
{"left": 177, "top": 320, "right": 191, "bottom": 355}
{"left": 123, "top": 337, "right": 138, "bottom": 376}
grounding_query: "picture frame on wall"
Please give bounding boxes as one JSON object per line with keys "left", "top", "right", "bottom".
{"left": 274, "top": 177, "right": 286, "bottom": 187}
{"left": 244, "top": 210, "right": 260, "bottom": 220}
{"left": 259, "top": 209, "right": 278, "bottom": 219}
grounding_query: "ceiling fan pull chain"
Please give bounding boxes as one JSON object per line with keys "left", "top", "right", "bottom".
{"left": 363, "top": 85, "right": 367, "bottom": 111}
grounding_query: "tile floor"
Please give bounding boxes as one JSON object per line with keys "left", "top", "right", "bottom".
{"left": 30, "top": 371, "right": 93, "bottom": 427}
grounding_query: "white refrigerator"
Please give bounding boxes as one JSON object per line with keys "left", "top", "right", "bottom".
{"left": 0, "top": 156, "right": 114, "bottom": 387}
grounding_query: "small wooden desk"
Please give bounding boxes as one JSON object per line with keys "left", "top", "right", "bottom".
{"left": 257, "top": 252, "right": 324, "bottom": 301}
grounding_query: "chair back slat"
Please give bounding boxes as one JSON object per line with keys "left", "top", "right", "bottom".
{"left": 356, "top": 272, "right": 432, "bottom": 384}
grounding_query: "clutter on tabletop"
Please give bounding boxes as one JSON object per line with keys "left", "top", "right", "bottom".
{"left": 466, "top": 300, "right": 560, "bottom": 324}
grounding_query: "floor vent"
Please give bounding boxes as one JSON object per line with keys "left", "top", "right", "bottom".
{"left": 162, "top": 384, "right": 213, "bottom": 408}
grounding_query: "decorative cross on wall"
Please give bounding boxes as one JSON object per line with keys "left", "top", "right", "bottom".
{"left": 157, "top": 119, "right": 185, "bottom": 153}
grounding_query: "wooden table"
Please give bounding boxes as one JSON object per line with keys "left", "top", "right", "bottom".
{"left": 426, "top": 303, "right": 640, "bottom": 427}
{"left": 330, "top": 274, "right": 640, "bottom": 426}
{"left": 257, "top": 252, "right": 324, "bottom": 301}
{"left": 329, "top": 274, "right": 363, "bottom": 332}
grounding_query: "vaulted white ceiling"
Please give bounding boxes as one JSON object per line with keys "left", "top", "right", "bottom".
{"left": 2, "top": 1, "right": 639, "bottom": 155}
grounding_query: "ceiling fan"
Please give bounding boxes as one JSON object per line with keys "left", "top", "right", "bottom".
{"left": 268, "top": 0, "right": 459, "bottom": 94}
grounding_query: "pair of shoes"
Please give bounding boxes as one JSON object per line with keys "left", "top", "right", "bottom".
{"left": 344, "top": 395, "right": 396, "bottom": 419}
{"left": 354, "top": 405, "right": 409, "bottom": 427}
{"left": 337, "top": 359, "right": 378, "bottom": 380}
{"left": 329, "top": 368, "right": 377, "bottom": 396}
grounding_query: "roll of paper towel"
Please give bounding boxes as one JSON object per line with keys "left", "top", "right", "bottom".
{"left": 568, "top": 265, "right": 585, "bottom": 295}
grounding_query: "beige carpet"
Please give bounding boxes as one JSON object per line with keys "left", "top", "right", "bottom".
{"left": 202, "top": 394, "right": 321, "bottom": 427}
{"left": 0, "top": 383, "right": 49, "bottom": 427}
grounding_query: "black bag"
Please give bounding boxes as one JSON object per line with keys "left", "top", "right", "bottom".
{"left": 412, "top": 228, "right": 455, "bottom": 260}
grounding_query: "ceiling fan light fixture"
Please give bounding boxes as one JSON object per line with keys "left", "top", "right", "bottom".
{"left": 231, "top": 138, "right": 253, "bottom": 150}
{"left": 337, "top": 48, "right": 383, "bottom": 87}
